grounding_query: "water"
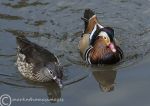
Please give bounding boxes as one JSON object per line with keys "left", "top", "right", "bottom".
{"left": 0, "top": 0, "right": 150, "bottom": 106}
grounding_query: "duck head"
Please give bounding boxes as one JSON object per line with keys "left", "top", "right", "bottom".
{"left": 99, "top": 27, "right": 116, "bottom": 53}
{"left": 42, "top": 63, "right": 63, "bottom": 88}
{"left": 90, "top": 25, "right": 116, "bottom": 53}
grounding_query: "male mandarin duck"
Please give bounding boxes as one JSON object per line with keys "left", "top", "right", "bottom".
{"left": 79, "top": 9, "right": 123, "bottom": 64}
{"left": 16, "top": 36, "right": 63, "bottom": 87}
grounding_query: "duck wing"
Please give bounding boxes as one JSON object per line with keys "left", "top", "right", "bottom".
{"left": 16, "top": 37, "right": 58, "bottom": 65}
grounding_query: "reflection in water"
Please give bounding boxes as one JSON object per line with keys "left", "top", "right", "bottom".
{"left": 0, "top": 73, "right": 62, "bottom": 103}
{"left": 25, "top": 81, "right": 62, "bottom": 103}
{"left": 45, "top": 82, "right": 62, "bottom": 103}
{"left": 92, "top": 66, "right": 117, "bottom": 92}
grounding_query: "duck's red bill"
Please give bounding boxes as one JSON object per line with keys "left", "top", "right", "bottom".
{"left": 109, "top": 43, "right": 116, "bottom": 53}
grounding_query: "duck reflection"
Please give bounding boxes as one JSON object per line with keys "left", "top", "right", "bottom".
{"left": 45, "top": 82, "right": 62, "bottom": 103}
{"left": 24, "top": 80, "right": 62, "bottom": 103}
{"left": 92, "top": 66, "right": 117, "bottom": 92}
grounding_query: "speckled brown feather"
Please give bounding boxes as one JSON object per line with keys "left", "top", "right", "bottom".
{"left": 16, "top": 37, "right": 63, "bottom": 83}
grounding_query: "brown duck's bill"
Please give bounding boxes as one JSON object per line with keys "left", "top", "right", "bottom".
{"left": 53, "top": 77, "right": 63, "bottom": 88}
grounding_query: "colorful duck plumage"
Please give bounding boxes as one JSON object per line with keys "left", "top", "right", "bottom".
{"left": 79, "top": 9, "right": 123, "bottom": 64}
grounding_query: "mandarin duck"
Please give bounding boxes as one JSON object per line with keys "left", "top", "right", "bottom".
{"left": 16, "top": 36, "right": 63, "bottom": 87}
{"left": 79, "top": 9, "right": 123, "bottom": 64}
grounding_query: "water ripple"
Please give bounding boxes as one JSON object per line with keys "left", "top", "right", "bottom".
{"left": 2, "top": 1, "right": 49, "bottom": 9}
{"left": 0, "top": 13, "right": 23, "bottom": 20}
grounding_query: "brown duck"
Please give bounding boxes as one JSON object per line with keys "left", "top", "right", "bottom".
{"left": 16, "top": 36, "right": 63, "bottom": 87}
{"left": 79, "top": 9, "right": 123, "bottom": 64}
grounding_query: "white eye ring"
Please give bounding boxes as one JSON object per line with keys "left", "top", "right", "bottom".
{"left": 48, "top": 70, "right": 53, "bottom": 75}
{"left": 50, "top": 71, "right": 53, "bottom": 74}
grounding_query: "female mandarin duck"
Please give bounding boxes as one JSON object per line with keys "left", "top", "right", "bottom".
{"left": 16, "top": 36, "right": 63, "bottom": 87}
{"left": 79, "top": 9, "right": 123, "bottom": 64}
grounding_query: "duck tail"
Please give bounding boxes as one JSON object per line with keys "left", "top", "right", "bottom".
{"left": 81, "top": 9, "right": 99, "bottom": 33}
{"left": 83, "top": 9, "right": 95, "bottom": 21}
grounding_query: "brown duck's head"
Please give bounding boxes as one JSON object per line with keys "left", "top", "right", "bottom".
{"left": 43, "top": 63, "right": 63, "bottom": 88}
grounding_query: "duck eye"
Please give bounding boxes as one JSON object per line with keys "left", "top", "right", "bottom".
{"left": 103, "top": 36, "right": 107, "bottom": 40}
{"left": 49, "top": 70, "right": 53, "bottom": 75}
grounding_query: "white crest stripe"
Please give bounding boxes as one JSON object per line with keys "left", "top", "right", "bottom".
{"left": 97, "top": 23, "right": 104, "bottom": 28}
{"left": 90, "top": 25, "right": 97, "bottom": 40}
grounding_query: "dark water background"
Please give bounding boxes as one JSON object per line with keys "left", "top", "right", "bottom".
{"left": 0, "top": 0, "right": 150, "bottom": 106}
